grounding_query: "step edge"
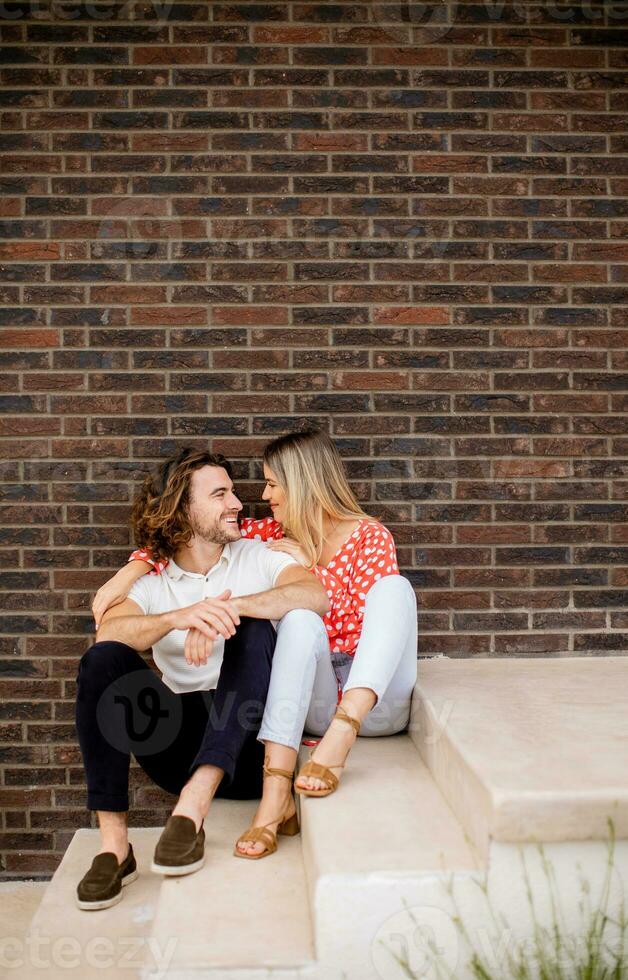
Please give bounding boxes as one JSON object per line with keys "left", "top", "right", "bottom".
{"left": 409, "top": 692, "right": 495, "bottom": 859}
{"left": 411, "top": 682, "right": 628, "bottom": 847}
{"left": 297, "top": 735, "right": 484, "bottom": 912}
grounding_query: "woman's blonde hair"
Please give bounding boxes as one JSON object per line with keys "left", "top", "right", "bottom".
{"left": 262, "top": 428, "right": 372, "bottom": 567}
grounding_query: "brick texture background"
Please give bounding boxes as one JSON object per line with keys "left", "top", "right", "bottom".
{"left": 1, "top": 0, "right": 627, "bottom": 877}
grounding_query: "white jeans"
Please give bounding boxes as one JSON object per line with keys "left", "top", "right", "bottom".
{"left": 257, "top": 574, "right": 418, "bottom": 751}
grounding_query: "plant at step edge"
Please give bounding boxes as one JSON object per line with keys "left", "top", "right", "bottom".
{"left": 383, "top": 816, "right": 627, "bottom": 980}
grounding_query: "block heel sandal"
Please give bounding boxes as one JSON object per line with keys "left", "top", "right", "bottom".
{"left": 234, "top": 761, "right": 299, "bottom": 860}
{"left": 295, "top": 705, "right": 361, "bottom": 798}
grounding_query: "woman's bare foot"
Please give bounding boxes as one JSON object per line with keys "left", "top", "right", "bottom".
{"left": 295, "top": 712, "right": 359, "bottom": 793}
{"left": 236, "top": 772, "right": 295, "bottom": 857}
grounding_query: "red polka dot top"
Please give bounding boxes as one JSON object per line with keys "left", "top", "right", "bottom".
{"left": 128, "top": 516, "right": 399, "bottom": 656}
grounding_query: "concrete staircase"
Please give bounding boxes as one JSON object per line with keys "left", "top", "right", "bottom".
{"left": 6, "top": 656, "right": 628, "bottom": 980}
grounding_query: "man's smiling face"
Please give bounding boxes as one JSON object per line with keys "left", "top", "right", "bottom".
{"left": 186, "top": 465, "right": 243, "bottom": 545}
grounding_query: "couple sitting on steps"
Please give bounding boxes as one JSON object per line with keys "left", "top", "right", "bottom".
{"left": 75, "top": 427, "right": 418, "bottom": 910}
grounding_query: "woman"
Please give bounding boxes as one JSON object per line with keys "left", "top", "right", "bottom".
{"left": 93, "top": 428, "right": 418, "bottom": 859}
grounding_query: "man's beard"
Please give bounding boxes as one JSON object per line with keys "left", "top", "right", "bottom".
{"left": 188, "top": 512, "right": 240, "bottom": 545}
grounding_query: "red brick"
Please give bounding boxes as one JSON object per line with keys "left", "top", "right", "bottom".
{"left": 373, "top": 306, "right": 450, "bottom": 325}
{"left": 0, "top": 330, "right": 59, "bottom": 347}
{"left": 493, "top": 113, "right": 569, "bottom": 131}
{"left": 0, "top": 439, "right": 49, "bottom": 459}
{"left": 332, "top": 371, "right": 409, "bottom": 391}
{"left": 134, "top": 46, "right": 208, "bottom": 65}
{"left": 573, "top": 243, "right": 628, "bottom": 262}
{"left": 214, "top": 349, "right": 289, "bottom": 369}
{"left": 531, "top": 49, "right": 605, "bottom": 68}
{"left": 293, "top": 132, "right": 368, "bottom": 151}
{"left": 412, "top": 154, "right": 488, "bottom": 174}
{"left": 532, "top": 92, "right": 605, "bottom": 111}
{"left": 90, "top": 286, "right": 166, "bottom": 304}
{"left": 23, "top": 373, "right": 85, "bottom": 391}
{"left": 492, "top": 460, "right": 565, "bottom": 478}
{"left": 213, "top": 89, "right": 288, "bottom": 108}
{"left": 0, "top": 243, "right": 60, "bottom": 260}
{"left": 211, "top": 306, "right": 288, "bottom": 325}
{"left": 50, "top": 438, "right": 130, "bottom": 458}
{"left": 132, "top": 133, "right": 209, "bottom": 152}
{"left": 0, "top": 418, "right": 61, "bottom": 436}
{"left": 213, "top": 395, "right": 290, "bottom": 413}
{"left": 131, "top": 306, "right": 207, "bottom": 325}
{"left": 91, "top": 197, "right": 169, "bottom": 216}
{"left": 253, "top": 26, "right": 329, "bottom": 43}
{"left": 26, "top": 112, "right": 89, "bottom": 129}
{"left": 532, "top": 264, "right": 607, "bottom": 283}
{"left": 2, "top": 155, "right": 63, "bottom": 173}
{"left": 212, "top": 438, "right": 270, "bottom": 456}
{"left": 212, "top": 219, "right": 288, "bottom": 238}
{"left": 414, "top": 371, "right": 489, "bottom": 391}
{"left": 372, "top": 47, "right": 449, "bottom": 66}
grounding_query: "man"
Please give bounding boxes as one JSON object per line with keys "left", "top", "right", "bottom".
{"left": 74, "top": 447, "right": 328, "bottom": 910}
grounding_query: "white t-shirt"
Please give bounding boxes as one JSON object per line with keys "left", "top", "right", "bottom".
{"left": 127, "top": 538, "right": 298, "bottom": 694}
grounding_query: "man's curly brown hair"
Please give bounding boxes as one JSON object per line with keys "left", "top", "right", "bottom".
{"left": 130, "top": 447, "right": 233, "bottom": 564}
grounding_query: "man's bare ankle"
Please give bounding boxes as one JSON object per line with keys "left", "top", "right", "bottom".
{"left": 172, "top": 787, "right": 210, "bottom": 831}
{"left": 99, "top": 839, "right": 129, "bottom": 863}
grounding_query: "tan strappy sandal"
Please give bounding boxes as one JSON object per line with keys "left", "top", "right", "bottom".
{"left": 295, "top": 704, "right": 361, "bottom": 798}
{"left": 233, "top": 760, "right": 299, "bottom": 860}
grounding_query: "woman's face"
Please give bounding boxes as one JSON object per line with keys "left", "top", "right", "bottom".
{"left": 262, "top": 463, "right": 287, "bottom": 523}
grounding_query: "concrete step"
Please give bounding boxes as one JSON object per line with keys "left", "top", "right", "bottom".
{"left": 410, "top": 655, "right": 628, "bottom": 858}
{"left": 297, "top": 732, "right": 482, "bottom": 979}
{"left": 145, "top": 799, "right": 315, "bottom": 978}
{"left": 14, "top": 735, "right": 482, "bottom": 980}
{"left": 12, "top": 658, "right": 628, "bottom": 980}
{"left": 12, "top": 805, "right": 315, "bottom": 980}
{"left": 10, "top": 828, "right": 164, "bottom": 980}
{"left": 0, "top": 880, "right": 47, "bottom": 959}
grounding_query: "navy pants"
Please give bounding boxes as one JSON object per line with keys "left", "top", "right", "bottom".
{"left": 75, "top": 617, "right": 276, "bottom": 812}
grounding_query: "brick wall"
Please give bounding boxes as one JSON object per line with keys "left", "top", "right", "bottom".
{"left": 1, "top": 0, "right": 627, "bottom": 877}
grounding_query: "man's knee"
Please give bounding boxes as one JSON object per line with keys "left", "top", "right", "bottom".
{"left": 76, "top": 640, "right": 136, "bottom": 684}
{"left": 226, "top": 617, "right": 276, "bottom": 659}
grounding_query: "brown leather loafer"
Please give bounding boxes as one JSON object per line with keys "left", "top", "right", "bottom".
{"left": 76, "top": 844, "right": 137, "bottom": 910}
{"left": 151, "top": 815, "right": 205, "bottom": 876}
